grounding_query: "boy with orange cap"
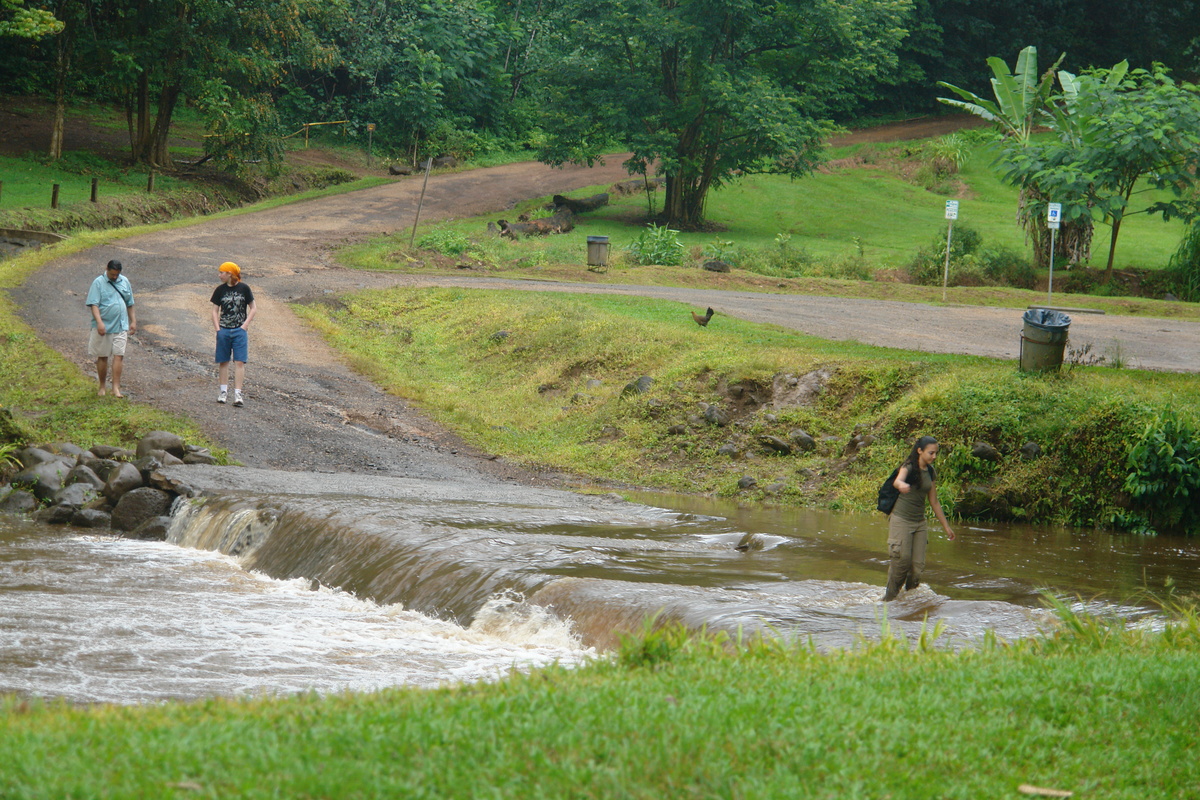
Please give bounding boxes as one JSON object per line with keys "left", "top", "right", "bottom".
{"left": 210, "top": 261, "right": 256, "bottom": 406}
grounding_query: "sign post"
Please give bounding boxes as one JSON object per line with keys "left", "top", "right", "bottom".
{"left": 942, "top": 200, "right": 959, "bottom": 302}
{"left": 1046, "top": 202, "right": 1062, "bottom": 305}
{"left": 366, "top": 123, "right": 375, "bottom": 167}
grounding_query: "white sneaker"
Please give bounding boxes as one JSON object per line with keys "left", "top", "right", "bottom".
{"left": 233, "top": 389, "right": 244, "bottom": 407}
{"left": 217, "top": 389, "right": 227, "bottom": 404}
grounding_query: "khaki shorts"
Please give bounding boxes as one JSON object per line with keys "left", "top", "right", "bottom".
{"left": 88, "top": 329, "right": 128, "bottom": 358}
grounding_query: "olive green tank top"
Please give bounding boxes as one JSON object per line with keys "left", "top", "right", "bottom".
{"left": 891, "top": 464, "right": 932, "bottom": 523}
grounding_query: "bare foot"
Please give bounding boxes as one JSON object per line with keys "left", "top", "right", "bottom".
{"left": 112, "top": 389, "right": 123, "bottom": 398}
{"left": 98, "top": 387, "right": 107, "bottom": 396}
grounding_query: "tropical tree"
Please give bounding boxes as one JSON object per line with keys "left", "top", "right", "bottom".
{"left": 1008, "top": 65, "right": 1200, "bottom": 277}
{"left": 537, "top": 0, "right": 911, "bottom": 228}
{"left": 942, "top": 49, "right": 1200, "bottom": 275}
{"left": 0, "top": 0, "right": 61, "bottom": 38}
{"left": 938, "top": 46, "right": 1094, "bottom": 269}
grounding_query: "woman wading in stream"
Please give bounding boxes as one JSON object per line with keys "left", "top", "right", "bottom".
{"left": 884, "top": 435, "right": 956, "bottom": 601}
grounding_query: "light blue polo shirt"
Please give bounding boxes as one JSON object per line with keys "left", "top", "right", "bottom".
{"left": 86, "top": 273, "right": 135, "bottom": 333}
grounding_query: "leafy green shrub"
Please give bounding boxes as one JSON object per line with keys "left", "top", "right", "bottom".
{"left": 416, "top": 228, "right": 472, "bottom": 256}
{"left": 926, "top": 133, "right": 971, "bottom": 176}
{"left": 735, "top": 233, "right": 817, "bottom": 278}
{"left": 906, "top": 227, "right": 1033, "bottom": 288}
{"left": 1166, "top": 220, "right": 1200, "bottom": 302}
{"left": 702, "top": 236, "right": 736, "bottom": 264}
{"left": 627, "top": 224, "right": 685, "bottom": 266}
{"left": 1120, "top": 410, "right": 1200, "bottom": 535}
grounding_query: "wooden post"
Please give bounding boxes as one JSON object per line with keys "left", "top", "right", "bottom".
{"left": 304, "top": 123, "right": 310, "bottom": 148}
{"left": 409, "top": 158, "right": 433, "bottom": 249}
{"left": 51, "top": 183, "right": 60, "bottom": 209}
{"left": 91, "top": 177, "right": 99, "bottom": 203}
{"left": 147, "top": 171, "right": 155, "bottom": 193}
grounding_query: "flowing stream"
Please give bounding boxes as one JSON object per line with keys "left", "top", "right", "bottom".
{"left": 3, "top": 465, "right": 1196, "bottom": 705}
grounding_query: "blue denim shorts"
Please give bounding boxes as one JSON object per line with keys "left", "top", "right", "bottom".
{"left": 215, "top": 327, "right": 249, "bottom": 364}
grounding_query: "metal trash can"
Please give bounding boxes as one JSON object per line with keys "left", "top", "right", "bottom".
{"left": 1020, "top": 308, "right": 1071, "bottom": 371}
{"left": 586, "top": 235, "right": 609, "bottom": 268}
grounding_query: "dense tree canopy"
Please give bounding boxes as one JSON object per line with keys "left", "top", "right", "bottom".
{"left": 536, "top": 0, "right": 910, "bottom": 227}
{"left": 3, "top": 0, "right": 1198, "bottom": 189}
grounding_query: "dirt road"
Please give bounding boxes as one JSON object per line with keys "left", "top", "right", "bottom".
{"left": 12, "top": 159, "right": 1200, "bottom": 479}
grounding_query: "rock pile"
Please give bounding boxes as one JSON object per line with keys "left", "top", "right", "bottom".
{"left": 0, "top": 431, "right": 217, "bottom": 540}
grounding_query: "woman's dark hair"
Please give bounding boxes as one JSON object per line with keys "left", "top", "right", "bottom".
{"left": 903, "top": 435, "right": 939, "bottom": 485}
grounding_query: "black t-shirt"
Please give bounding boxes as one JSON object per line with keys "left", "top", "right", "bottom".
{"left": 211, "top": 282, "right": 255, "bottom": 329}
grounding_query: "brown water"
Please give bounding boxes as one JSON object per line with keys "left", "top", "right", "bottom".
{"left": 3, "top": 465, "right": 1195, "bottom": 704}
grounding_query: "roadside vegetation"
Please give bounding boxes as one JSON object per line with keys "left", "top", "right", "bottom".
{"left": 345, "top": 136, "right": 1198, "bottom": 305}
{"left": 3, "top": 600, "right": 1198, "bottom": 799}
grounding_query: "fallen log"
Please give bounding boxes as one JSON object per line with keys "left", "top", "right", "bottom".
{"left": 608, "top": 177, "right": 664, "bottom": 196}
{"left": 551, "top": 193, "right": 609, "bottom": 214}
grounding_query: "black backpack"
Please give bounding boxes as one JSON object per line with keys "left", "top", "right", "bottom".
{"left": 877, "top": 468, "right": 900, "bottom": 514}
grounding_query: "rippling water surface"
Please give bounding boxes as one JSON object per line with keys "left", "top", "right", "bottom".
{"left": 4, "top": 468, "right": 1198, "bottom": 705}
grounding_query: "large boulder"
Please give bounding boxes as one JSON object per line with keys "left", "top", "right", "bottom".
{"left": 70, "top": 508, "right": 111, "bottom": 529}
{"left": 0, "top": 490, "right": 38, "bottom": 515}
{"left": 52, "top": 482, "right": 101, "bottom": 509}
{"left": 110, "top": 487, "right": 173, "bottom": 533}
{"left": 65, "top": 464, "right": 105, "bottom": 490}
{"left": 40, "top": 442, "right": 87, "bottom": 458}
{"left": 103, "top": 462, "right": 144, "bottom": 503}
{"left": 10, "top": 461, "right": 71, "bottom": 501}
{"left": 136, "top": 431, "right": 186, "bottom": 459}
{"left": 17, "top": 446, "right": 73, "bottom": 470}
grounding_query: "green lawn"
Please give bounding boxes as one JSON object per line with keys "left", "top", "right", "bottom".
{"left": 384, "top": 139, "right": 1186, "bottom": 274}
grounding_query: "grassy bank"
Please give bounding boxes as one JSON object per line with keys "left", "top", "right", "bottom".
{"left": 3, "top": 605, "right": 1198, "bottom": 799}
{"left": 296, "top": 288, "right": 1199, "bottom": 532}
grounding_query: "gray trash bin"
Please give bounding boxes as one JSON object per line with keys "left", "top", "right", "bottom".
{"left": 1020, "top": 308, "right": 1071, "bottom": 371}
{"left": 587, "top": 235, "right": 609, "bottom": 268}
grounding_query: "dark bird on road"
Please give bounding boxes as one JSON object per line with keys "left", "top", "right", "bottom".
{"left": 692, "top": 307, "right": 715, "bottom": 327}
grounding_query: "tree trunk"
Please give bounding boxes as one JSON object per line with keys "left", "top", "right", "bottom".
{"left": 1018, "top": 183, "right": 1093, "bottom": 270}
{"left": 147, "top": 84, "right": 180, "bottom": 168}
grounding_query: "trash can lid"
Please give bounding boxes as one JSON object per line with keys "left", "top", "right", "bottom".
{"left": 1023, "top": 308, "right": 1071, "bottom": 330}
{"left": 586, "top": 236, "right": 609, "bottom": 243}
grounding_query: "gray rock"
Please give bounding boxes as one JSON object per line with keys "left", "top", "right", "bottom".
{"left": 182, "top": 451, "right": 219, "bottom": 466}
{"left": 734, "top": 532, "right": 764, "bottom": 551}
{"left": 33, "top": 504, "right": 75, "bottom": 525}
{"left": 1019, "top": 441, "right": 1043, "bottom": 460}
{"left": 70, "top": 508, "right": 112, "bottom": 529}
{"left": 17, "top": 447, "right": 73, "bottom": 470}
{"left": 737, "top": 475, "right": 758, "bottom": 489}
{"left": 388, "top": 163, "right": 414, "bottom": 176}
{"left": 667, "top": 424, "right": 687, "bottom": 435}
{"left": 703, "top": 405, "right": 730, "bottom": 427}
{"left": 137, "top": 431, "right": 186, "bottom": 459}
{"left": 586, "top": 379, "right": 603, "bottom": 389}
{"left": 771, "top": 369, "right": 833, "bottom": 409}
{"left": 788, "top": 430, "right": 816, "bottom": 452}
{"left": 717, "top": 443, "right": 740, "bottom": 457}
{"left": 702, "top": 260, "right": 731, "bottom": 273}
{"left": 52, "top": 482, "right": 100, "bottom": 508}
{"left": 139, "top": 449, "right": 185, "bottom": 467}
{"left": 972, "top": 442, "right": 1001, "bottom": 462}
{"left": 103, "top": 462, "right": 144, "bottom": 503}
{"left": 760, "top": 435, "right": 792, "bottom": 455}
{"left": 41, "top": 442, "right": 88, "bottom": 458}
{"left": 111, "top": 487, "right": 174, "bottom": 532}
{"left": 10, "top": 461, "right": 71, "bottom": 501}
{"left": 65, "top": 464, "right": 105, "bottom": 489}
{"left": 433, "top": 155, "right": 459, "bottom": 168}
{"left": 764, "top": 481, "right": 788, "bottom": 495}
{"left": 79, "top": 457, "right": 120, "bottom": 478}
{"left": 0, "top": 490, "right": 38, "bottom": 514}
{"left": 88, "top": 445, "right": 125, "bottom": 459}
{"left": 124, "top": 515, "right": 173, "bottom": 541}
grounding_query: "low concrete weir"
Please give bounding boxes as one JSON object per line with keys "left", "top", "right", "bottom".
{"left": 162, "top": 466, "right": 1055, "bottom": 651}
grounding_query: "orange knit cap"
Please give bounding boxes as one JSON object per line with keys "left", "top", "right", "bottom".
{"left": 219, "top": 261, "right": 241, "bottom": 278}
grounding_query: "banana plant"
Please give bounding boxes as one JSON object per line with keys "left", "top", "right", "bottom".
{"left": 937, "top": 46, "right": 1061, "bottom": 143}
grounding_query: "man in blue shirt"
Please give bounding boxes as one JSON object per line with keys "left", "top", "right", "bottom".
{"left": 85, "top": 259, "right": 137, "bottom": 397}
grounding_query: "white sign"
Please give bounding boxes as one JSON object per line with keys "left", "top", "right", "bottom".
{"left": 945, "top": 200, "right": 959, "bottom": 220}
{"left": 1047, "top": 202, "right": 1062, "bottom": 230}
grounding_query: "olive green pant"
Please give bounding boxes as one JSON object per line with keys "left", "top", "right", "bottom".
{"left": 884, "top": 514, "right": 928, "bottom": 601}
